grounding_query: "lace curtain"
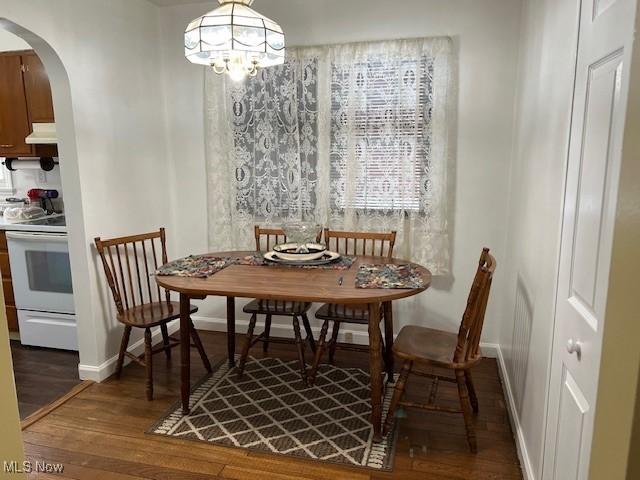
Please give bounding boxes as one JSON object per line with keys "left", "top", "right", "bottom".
{"left": 205, "top": 37, "right": 454, "bottom": 274}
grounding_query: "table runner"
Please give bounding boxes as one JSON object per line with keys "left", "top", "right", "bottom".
{"left": 355, "top": 264, "right": 426, "bottom": 289}
{"left": 156, "top": 253, "right": 355, "bottom": 278}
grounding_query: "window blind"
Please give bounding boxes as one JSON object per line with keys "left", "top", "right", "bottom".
{"left": 329, "top": 56, "right": 433, "bottom": 212}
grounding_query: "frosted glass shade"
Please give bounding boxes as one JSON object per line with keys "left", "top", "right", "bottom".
{"left": 185, "top": 0, "right": 285, "bottom": 76}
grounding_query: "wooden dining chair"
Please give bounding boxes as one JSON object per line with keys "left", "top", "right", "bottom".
{"left": 382, "top": 248, "right": 496, "bottom": 452}
{"left": 237, "top": 226, "right": 319, "bottom": 385}
{"left": 308, "top": 228, "right": 397, "bottom": 384}
{"left": 94, "top": 228, "right": 212, "bottom": 400}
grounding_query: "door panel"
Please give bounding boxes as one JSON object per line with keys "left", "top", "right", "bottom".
{"left": 593, "top": 0, "right": 618, "bottom": 18}
{"left": 569, "top": 53, "right": 623, "bottom": 328}
{"left": 553, "top": 368, "right": 590, "bottom": 480}
{"left": 22, "top": 53, "right": 55, "bottom": 124}
{"left": 543, "top": 0, "right": 636, "bottom": 478}
{"left": 0, "top": 54, "right": 33, "bottom": 156}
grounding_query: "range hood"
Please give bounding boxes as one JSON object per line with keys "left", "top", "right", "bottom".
{"left": 25, "top": 123, "right": 57, "bottom": 144}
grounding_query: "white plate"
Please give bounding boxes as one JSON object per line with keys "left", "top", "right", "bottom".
{"left": 264, "top": 250, "right": 341, "bottom": 266}
{"left": 272, "top": 243, "right": 327, "bottom": 261}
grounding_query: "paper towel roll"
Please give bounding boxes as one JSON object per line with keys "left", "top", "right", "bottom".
{"left": 2, "top": 158, "right": 57, "bottom": 171}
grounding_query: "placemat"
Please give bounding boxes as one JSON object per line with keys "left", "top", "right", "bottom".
{"left": 355, "top": 264, "right": 426, "bottom": 289}
{"left": 155, "top": 255, "right": 242, "bottom": 278}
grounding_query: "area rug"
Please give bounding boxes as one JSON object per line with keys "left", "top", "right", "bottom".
{"left": 148, "top": 357, "right": 399, "bottom": 470}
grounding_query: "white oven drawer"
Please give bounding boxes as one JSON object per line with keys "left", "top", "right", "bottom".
{"left": 18, "top": 310, "right": 78, "bottom": 351}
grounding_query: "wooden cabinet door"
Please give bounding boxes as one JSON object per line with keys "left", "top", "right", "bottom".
{"left": 22, "top": 53, "right": 54, "bottom": 123}
{"left": 0, "top": 54, "right": 33, "bottom": 156}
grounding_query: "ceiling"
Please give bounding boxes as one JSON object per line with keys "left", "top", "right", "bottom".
{"left": 148, "top": 0, "right": 211, "bottom": 6}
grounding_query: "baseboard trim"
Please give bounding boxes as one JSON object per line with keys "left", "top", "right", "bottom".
{"left": 193, "top": 314, "right": 373, "bottom": 344}
{"left": 494, "top": 345, "right": 535, "bottom": 480}
{"left": 192, "top": 315, "right": 500, "bottom": 358}
{"left": 78, "top": 320, "right": 179, "bottom": 382}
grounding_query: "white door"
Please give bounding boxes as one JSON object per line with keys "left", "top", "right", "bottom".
{"left": 543, "top": 0, "right": 637, "bottom": 478}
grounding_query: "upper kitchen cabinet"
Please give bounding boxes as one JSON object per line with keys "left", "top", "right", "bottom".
{"left": 0, "top": 53, "right": 33, "bottom": 156}
{"left": 0, "top": 50, "right": 56, "bottom": 158}
{"left": 22, "top": 53, "right": 55, "bottom": 124}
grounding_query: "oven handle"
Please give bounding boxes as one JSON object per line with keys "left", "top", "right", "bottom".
{"left": 6, "top": 231, "right": 68, "bottom": 242}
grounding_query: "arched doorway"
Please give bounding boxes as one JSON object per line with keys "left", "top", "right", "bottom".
{"left": 0, "top": 19, "right": 98, "bottom": 378}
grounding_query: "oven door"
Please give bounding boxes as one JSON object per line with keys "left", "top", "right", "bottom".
{"left": 6, "top": 231, "right": 74, "bottom": 314}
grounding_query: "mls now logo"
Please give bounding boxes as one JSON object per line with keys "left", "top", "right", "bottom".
{"left": 4, "top": 461, "right": 64, "bottom": 474}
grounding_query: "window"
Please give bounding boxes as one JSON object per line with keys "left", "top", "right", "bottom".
{"left": 329, "top": 57, "right": 433, "bottom": 212}
{"left": 205, "top": 37, "right": 453, "bottom": 273}
{"left": 229, "top": 58, "right": 319, "bottom": 219}
{"left": 0, "top": 160, "right": 14, "bottom": 195}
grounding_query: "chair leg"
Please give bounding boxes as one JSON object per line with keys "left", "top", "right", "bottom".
{"left": 263, "top": 314, "right": 272, "bottom": 353}
{"left": 455, "top": 369, "right": 477, "bottom": 453}
{"left": 383, "top": 302, "right": 394, "bottom": 382}
{"left": 292, "top": 315, "right": 308, "bottom": 386}
{"left": 383, "top": 360, "right": 412, "bottom": 436}
{"left": 160, "top": 323, "right": 171, "bottom": 361}
{"left": 308, "top": 319, "right": 330, "bottom": 385}
{"left": 144, "top": 328, "right": 153, "bottom": 401}
{"left": 238, "top": 314, "right": 257, "bottom": 377}
{"left": 328, "top": 321, "right": 340, "bottom": 364}
{"left": 115, "top": 325, "right": 132, "bottom": 379}
{"left": 301, "top": 313, "right": 316, "bottom": 353}
{"left": 190, "top": 319, "right": 212, "bottom": 373}
{"left": 465, "top": 369, "right": 479, "bottom": 414}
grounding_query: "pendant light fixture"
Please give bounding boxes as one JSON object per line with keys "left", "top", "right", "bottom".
{"left": 184, "top": 0, "right": 285, "bottom": 81}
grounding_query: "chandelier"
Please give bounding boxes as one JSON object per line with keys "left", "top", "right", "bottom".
{"left": 184, "top": 0, "right": 285, "bottom": 81}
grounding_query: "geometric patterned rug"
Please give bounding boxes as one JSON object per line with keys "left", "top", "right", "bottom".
{"left": 148, "top": 356, "right": 399, "bottom": 470}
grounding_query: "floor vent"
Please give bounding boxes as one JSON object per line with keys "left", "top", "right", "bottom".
{"left": 509, "top": 275, "right": 534, "bottom": 415}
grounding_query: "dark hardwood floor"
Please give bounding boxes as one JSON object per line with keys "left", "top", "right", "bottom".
{"left": 10, "top": 340, "right": 82, "bottom": 419}
{"left": 21, "top": 330, "right": 523, "bottom": 479}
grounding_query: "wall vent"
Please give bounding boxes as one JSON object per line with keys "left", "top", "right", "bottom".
{"left": 509, "top": 274, "right": 534, "bottom": 415}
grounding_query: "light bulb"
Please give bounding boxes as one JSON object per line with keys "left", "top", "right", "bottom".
{"left": 226, "top": 57, "right": 248, "bottom": 82}
{"left": 227, "top": 63, "right": 247, "bottom": 82}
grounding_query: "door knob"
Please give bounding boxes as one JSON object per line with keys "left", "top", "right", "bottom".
{"left": 567, "top": 338, "right": 582, "bottom": 357}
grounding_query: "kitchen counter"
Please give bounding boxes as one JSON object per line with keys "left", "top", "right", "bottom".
{"left": 0, "top": 214, "right": 67, "bottom": 234}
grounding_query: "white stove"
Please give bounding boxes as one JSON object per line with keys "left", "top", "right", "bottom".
{"left": 5, "top": 215, "right": 76, "bottom": 350}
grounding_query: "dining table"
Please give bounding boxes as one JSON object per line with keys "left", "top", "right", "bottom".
{"left": 155, "top": 250, "right": 432, "bottom": 440}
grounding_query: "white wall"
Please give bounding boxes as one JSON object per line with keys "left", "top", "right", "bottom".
{"left": 0, "top": 27, "right": 28, "bottom": 51}
{"left": 158, "top": 0, "right": 522, "bottom": 341}
{"left": 0, "top": 0, "right": 174, "bottom": 377}
{"left": 499, "top": 0, "right": 580, "bottom": 477}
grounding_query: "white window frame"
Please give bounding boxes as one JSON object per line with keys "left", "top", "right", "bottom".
{"left": 0, "top": 160, "right": 14, "bottom": 195}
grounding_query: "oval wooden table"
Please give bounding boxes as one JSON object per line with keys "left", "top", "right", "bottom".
{"left": 156, "top": 251, "right": 432, "bottom": 440}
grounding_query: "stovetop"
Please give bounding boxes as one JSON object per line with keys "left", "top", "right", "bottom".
{"left": 14, "top": 214, "right": 66, "bottom": 227}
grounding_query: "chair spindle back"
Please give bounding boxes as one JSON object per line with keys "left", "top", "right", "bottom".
{"left": 254, "top": 226, "right": 287, "bottom": 251}
{"left": 323, "top": 228, "right": 397, "bottom": 258}
{"left": 453, "top": 248, "right": 496, "bottom": 364}
{"left": 95, "top": 228, "right": 170, "bottom": 315}
{"left": 254, "top": 225, "right": 323, "bottom": 251}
